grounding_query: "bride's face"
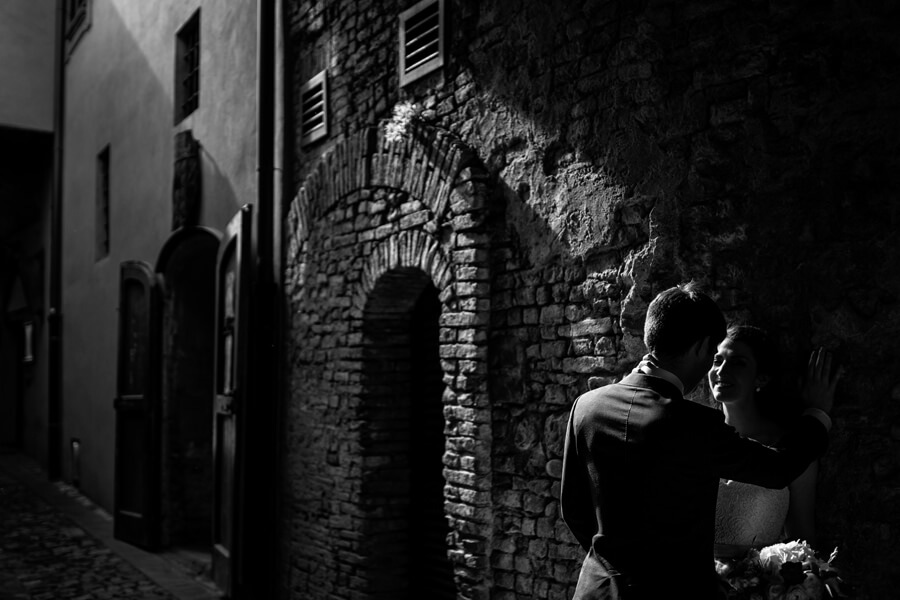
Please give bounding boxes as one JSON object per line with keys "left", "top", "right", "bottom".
{"left": 708, "top": 338, "right": 760, "bottom": 405}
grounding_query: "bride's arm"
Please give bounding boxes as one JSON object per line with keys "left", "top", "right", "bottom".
{"left": 784, "top": 459, "right": 818, "bottom": 545}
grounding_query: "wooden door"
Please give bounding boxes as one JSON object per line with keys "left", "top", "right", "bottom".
{"left": 212, "top": 205, "right": 253, "bottom": 595}
{"left": 114, "top": 260, "right": 161, "bottom": 549}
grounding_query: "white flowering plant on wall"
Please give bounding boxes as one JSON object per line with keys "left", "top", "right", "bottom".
{"left": 384, "top": 101, "right": 423, "bottom": 143}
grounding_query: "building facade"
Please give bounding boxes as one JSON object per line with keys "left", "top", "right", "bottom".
{"left": 2, "top": 1, "right": 899, "bottom": 599}
{"left": 281, "top": 1, "right": 900, "bottom": 599}
{"left": 2, "top": 0, "right": 283, "bottom": 597}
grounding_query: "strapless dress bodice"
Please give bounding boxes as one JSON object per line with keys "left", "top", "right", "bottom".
{"left": 714, "top": 478, "right": 789, "bottom": 558}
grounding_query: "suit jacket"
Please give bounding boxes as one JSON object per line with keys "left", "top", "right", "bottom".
{"left": 560, "top": 372, "right": 828, "bottom": 600}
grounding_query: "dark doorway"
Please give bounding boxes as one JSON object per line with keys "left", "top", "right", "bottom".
{"left": 156, "top": 227, "right": 219, "bottom": 566}
{"left": 114, "top": 261, "right": 160, "bottom": 549}
{"left": 361, "top": 268, "right": 456, "bottom": 600}
{"left": 408, "top": 279, "right": 455, "bottom": 598}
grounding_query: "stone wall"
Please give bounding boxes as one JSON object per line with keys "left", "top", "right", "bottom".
{"left": 284, "top": 1, "right": 900, "bottom": 598}
{"left": 283, "top": 126, "right": 494, "bottom": 599}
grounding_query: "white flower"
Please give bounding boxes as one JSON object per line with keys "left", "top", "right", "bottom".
{"left": 384, "top": 101, "right": 422, "bottom": 143}
{"left": 759, "top": 540, "right": 819, "bottom": 574}
{"left": 714, "top": 559, "right": 732, "bottom": 577}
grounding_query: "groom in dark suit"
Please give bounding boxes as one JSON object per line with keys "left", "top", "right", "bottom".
{"left": 560, "top": 283, "right": 836, "bottom": 599}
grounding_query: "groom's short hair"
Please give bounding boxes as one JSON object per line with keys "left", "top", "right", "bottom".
{"left": 644, "top": 282, "right": 726, "bottom": 357}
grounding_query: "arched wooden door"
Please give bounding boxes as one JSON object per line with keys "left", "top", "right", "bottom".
{"left": 114, "top": 260, "right": 161, "bottom": 549}
{"left": 155, "top": 226, "right": 221, "bottom": 550}
{"left": 212, "top": 205, "right": 253, "bottom": 595}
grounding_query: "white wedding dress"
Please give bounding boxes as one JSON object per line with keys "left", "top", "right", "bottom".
{"left": 714, "top": 478, "right": 789, "bottom": 558}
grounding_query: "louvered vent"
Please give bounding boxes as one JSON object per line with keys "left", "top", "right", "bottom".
{"left": 399, "top": 0, "right": 444, "bottom": 86}
{"left": 300, "top": 70, "right": 328, "bottom": 146}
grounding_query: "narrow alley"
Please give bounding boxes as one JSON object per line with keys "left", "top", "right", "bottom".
{"left": 0, "top": 453, "right": 220, "bottom": 600}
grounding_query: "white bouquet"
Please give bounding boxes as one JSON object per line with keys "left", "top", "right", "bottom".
{"left": 716, "top": 540, "right": 845, "bottom": 600}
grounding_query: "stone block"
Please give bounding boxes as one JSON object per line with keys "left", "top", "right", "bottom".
{"left": 456, "top": 231, "right": 489, "bottom": 248}
{"left": 559, "top": 317, "right": 613, "bottom": 337}
{"left": 562, "top": 356, "right": 617, "bottom": 374}
{"left": 494, "top": 571, "right": 515, "bottom": 589}
{"left": 544, "top": 385, "right": 568, "bottom": 405}
{"left": 451, "top": 213, "right": 483, "bottom": 231}
{"left": 515, "top": 573, "right": 534, "bottom": 594}
{"left": 572, "top": 338, "right": 593, "bottom": 356}
{"left": 497, "top": 490, "right": 523, "bottom": 509}
{"left": 491, "top": 551, "right": 515, "bottom": 571}
{"left": 399, "top": 210, "right": 429, "bottom": 229}
{"left": 539, "top": 304, "right": 565, "bottom": 324}
{"left": 456, "top": 328, "right": 488, "bottom": 344}
{"left": 521, "top": 517, "right": 536, "bottom": 536}
{"left": 514, "top": 286, "right": 536, "bottom": 306}
{"left": 514, "top": 555, "right": 531, "bottom": 574}
{"left": 455, "top": 281, "right": 490, "bottom": 297}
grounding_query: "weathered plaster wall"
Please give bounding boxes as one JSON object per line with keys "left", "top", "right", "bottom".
{"left": 285, "top": 1, "right": 900, "bottom": 598}
{"left": 0, "top": 0, "right": 56, "bottom": 132}
{"left": 61, "top": 0, "right": 258, "bottom": 511}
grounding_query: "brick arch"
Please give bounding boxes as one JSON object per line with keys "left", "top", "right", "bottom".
{"left": 284, "top": 124, "right": 493, "bottom": 600}
{"left": 355, "top": 230, "right": 453, "bottom": 311}
{"left": 284, "top": 124, "right": 486, "bottom": 294}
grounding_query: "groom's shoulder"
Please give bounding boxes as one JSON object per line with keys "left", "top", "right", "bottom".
{"left": 575, "top": 376, "right": 659, "bottom": 407}
{"left": 578, "top": 378, "right": 633, "bottom": 399}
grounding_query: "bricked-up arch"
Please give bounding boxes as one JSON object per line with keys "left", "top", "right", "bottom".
{"left": 356, "top": 230, "right": 453, "bottom": 310}
{"left": 285, "top": 124, "right": 482, "bottom": 296}
{"left": 361, "top": 268, "right": 455, "bottom": 599}
{"left": 284, "top": 125, "right": 492, "bottom": 600}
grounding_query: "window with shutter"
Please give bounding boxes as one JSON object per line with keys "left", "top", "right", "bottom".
{"left": 398, "top": 0, "right": 445, "bottom": 87}
{"left": 300, "top": 70, "right": 328, "bottom": 146}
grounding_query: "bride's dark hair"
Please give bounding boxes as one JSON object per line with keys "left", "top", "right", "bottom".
{"left": 725, "top": 325, "right": 800, "bottom": 424}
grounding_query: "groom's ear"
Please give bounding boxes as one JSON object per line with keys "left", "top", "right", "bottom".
{"left": 694, "top": 336, "right": 713, "bottom": 359}
{"left": 692, "top": 336, "right": 716, "bottom": 369}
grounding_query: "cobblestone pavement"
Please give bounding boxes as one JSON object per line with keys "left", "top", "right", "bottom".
{"left": 0, "top": 470, "right": 176, "bottom": 600}
{"left": 0, "top": 454, "right": 219, "bottom": 600}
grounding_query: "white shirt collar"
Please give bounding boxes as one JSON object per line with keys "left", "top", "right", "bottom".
{"left": 633, "top": 353, "right": 685, "bottom": 395}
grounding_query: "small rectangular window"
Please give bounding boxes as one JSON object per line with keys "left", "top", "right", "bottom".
{"left": 96, "top": 146, "right": 110, "bottom": 260}
{"left": 175, "top": 10, "right": 201, "bottom": 123}
{"left": 399, "top": 0, "right": 445, "bottom": 87}
{"left": 299, "top": 70, "right": 329, "bottom": 146}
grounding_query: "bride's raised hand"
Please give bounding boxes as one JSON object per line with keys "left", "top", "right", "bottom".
{"left": 801, "top": 347, "right": 842, "bottom": 414}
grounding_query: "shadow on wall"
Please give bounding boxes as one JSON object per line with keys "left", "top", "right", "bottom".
{"left": 62, "top": 0, "right": 245, "bottom": 532}
{"left": 284, "top": 0, "right": 899, "bottom": 595}
{"left": 199, "top": 144, "right": 243, "bottom": 228}
{"left": 448, "top": 0, "right": 900, "bottom": 596}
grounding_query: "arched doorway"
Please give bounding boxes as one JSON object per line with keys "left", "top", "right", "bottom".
{"left": 361, "top": 267, "right": 456, "bottom": 600}
{"left": 155, "top": 227, "right": 220, "bottom": 558}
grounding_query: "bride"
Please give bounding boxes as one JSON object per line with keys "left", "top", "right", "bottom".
{"left": 708, "top": 325, "right": 834, "bottom": 558}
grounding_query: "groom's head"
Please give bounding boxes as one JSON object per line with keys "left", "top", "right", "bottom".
{"left": 644, "top": 282, "right": 726, "bottom": 390}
